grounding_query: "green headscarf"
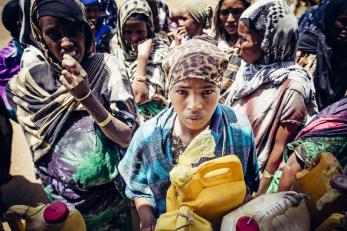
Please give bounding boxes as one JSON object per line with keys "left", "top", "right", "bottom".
{"left": 183, "top": 0, "right": 213, "bottom": 29}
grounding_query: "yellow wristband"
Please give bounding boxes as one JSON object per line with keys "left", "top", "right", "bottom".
{"left": 134, "top": 75, "right": 147, "bottom": 82}
{"left": 263, "top": 170, "right": 274, "bottom": 179}
{"left": 75, "top": 89, "right": 92, "bottom": 102}
{"left": 97, "top": 112, "right": 112, "bottom": 127}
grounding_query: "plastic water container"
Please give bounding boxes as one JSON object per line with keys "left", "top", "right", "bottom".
{"left": 166, "top": 155, "right": 246, "bottom": 226}
{"left": 220, "top": 191, "right": 310, "bottom": 231}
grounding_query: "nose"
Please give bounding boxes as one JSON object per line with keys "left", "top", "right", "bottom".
{"left": 187, "top": 94, "right": 203, "bottom": 113}
{"left": 130, "top": 34, "right": 140, "bottom": 44}
{"left": 60, "top": 37, "right": 73, "bottom": 50}
{"left": 227, "top": 13, "right": 235, "bottom": 23}
{"left": 178, "top": 19, "right": 184, "bottom": 27}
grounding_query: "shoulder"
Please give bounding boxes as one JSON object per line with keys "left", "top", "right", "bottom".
{"left": 219, "top": 104, "right": 252, "bottom": 132}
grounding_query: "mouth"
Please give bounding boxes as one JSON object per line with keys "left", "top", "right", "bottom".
{"left": 61, "top": 48, "right": 78, "bottom": 59}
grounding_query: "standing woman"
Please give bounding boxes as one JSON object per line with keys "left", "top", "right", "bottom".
{"left": 212, "top": 0, "right": 250, "bottom": 102}
{"left": 6, "top": 0, "right": 137, "bottom": 230}
{"left": 110, "top": 0, "right": 170, "bottom": 122}
{"left": 225, "top": 0, "right": 317, "bottom": 196}
{"left": 119, "top": 36, "right": 259, "bottom": 230}
{"left": 172, "top": 0, "right": 213, "bottom": 47}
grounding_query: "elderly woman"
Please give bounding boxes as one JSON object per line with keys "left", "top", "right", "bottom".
{"left": 297, "top": 0, "right": 347, "bottom": 110}
{"left": 119, "top": 36, "right": 259, "bottom": 230}
{"left": 6, "top": 0, "right": 137, "bottom": 230}
{"left": 110, "top": 0, "right": 170, "bottom": 123}
{"left": 225, "top": 0, "right": 317, "bottom": 196}
{"left": 172, "top": 0, "right": 213, "bottom": 47}
{"left": 212, "top": 0, "right": 250, "bottom": 102}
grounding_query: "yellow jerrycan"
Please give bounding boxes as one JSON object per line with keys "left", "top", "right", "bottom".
{"left": 3, "top": 201, "right": 87, "bottom": 231}
{"left": 166, "top": 155, "right": 247, "bottom": 226}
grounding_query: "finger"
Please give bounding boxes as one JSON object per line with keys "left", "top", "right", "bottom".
{"left": 59, "top": 74, "right": 73, "bottom": 90}
{"left": 62, "top": 54, "right": 81, "bottom": 76}
{"left": 61, "top": 70, "right": 80, "bottom": 87}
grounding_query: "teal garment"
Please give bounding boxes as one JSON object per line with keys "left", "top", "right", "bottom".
{"left": 119, "top": 104, "right": 259, "bottom": 216}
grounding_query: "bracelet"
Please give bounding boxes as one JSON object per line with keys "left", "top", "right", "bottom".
{"left": 75, "top": 89, "right": 92, "bottom": 102}
{"left": 134, "top": 75, "right": 147, "bottom": 82}
{"left": 97, "top": 112, "right": 112, "bottom": 127}
{"left": 262, "top": 170, "right": 274, "bottom": 179}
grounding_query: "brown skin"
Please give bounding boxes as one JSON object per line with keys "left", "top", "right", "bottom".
{"left": 218, "top": 0, "right": 248, "bottom": 46}
{"left": 278, "top": 153, "right": 303, "bottom": 191}
{"left": 238, "top": 20, "right": 264, "bottom": 64}
{"left": 333, "top": 10, "right": 347, "bottom": 43}
{"left": 238, "top": 20, "right": 301, "bottom": 196}
{"left": 39, "top": 16, "right": 133, "bottom": 147}
{"left": 174, "top": 8, "right": 203, "bottom": 46}
{"left": 135, "top": 78, "right": 220, "bottom": 230}
{"left": 84, "top": 4, "right": 100, "bottom": 52}
{"left": 123, "top": 20, "right": 153, "bottom": 105}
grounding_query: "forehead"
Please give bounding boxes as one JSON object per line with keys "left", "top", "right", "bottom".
{"left": 39, "top": 16, "right": 75, "bottom": 30}
{"left": 124, "top": 20, "right": 147, "bottom": 30}
{"left": 220, "top": 0, "right": 247, "bottom": 9}
{"left": 238, "top": 20, "right": 252, "bottom": 35}
{"left": 85, "top": 4, "right": 99, "bottom": 10}
{"left": 173, "top": 78, "right": 217, "bottom": 88}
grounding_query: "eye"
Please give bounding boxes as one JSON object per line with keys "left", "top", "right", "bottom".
{"left": 220, "top": 9, "right": 229, "bottom": 17}
{"left": 176, "top": 90, "right": 188, "bottom": 95}
{"left": 45, "top": 30, "right": 62, "bottom": 42}
{"left": 202, "top": 90, "right": 214, "bottom": 95}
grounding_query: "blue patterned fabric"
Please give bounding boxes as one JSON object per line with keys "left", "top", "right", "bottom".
{"left": 119, "top": 104, "right": 259, "bottom": 216}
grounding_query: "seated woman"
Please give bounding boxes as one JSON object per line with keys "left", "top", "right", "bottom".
{"left": 212, "top": 0, "right": 250, "bottom": 102}
{"left": 297, "top": 0, "right": 347, "bottom": 110}
{"left": 171, "top": 0, "right": 213, "bottom": 47}
{"left": 279, "top": 96, "right": 347, "bottom": 191}
{"left": 225, "top": 0, "right": 317, "bottom": 196}
{"left": 6, "top": 0, "right": 137, "bottom": 229}
{"left": 110, "top": 0, "right": 170, "bottom": 123}
{"left": 119, "top": 36, "right": 259, "bottom": 230}
{"left": 81, "top": 0, "right": 115, "bottom": 53}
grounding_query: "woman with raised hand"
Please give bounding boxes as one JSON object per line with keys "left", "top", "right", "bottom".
{"left": 6, "top": 0, "right": 137, "bottom": 229}
{"left": 110, "top": 0, "right": 170, "bottom": 123}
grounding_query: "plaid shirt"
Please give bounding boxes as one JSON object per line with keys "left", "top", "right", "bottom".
{"left": 119, "top": 104, "right": 259, "bottom": 216}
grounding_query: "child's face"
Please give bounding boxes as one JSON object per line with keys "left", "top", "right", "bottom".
{"left": 177, "top": 8, "right": 203, "bottom": 37}
{"left": 85, "top": 4, "right": 100, "bottom": 28}
{"left": 169, "top": 78, "right": 220, "bottom": 132}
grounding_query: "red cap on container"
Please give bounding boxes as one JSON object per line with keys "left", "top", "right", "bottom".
{"left": 43, "top": 201, "right": 69, "bottom": 224}
{"left": 236, "top": 216, "right": 259, "bottom": 231}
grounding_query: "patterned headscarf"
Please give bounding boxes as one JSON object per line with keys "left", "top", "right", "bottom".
{"left": 30, "top": 0, "right": 93, "bottom": 73}
{"left": 116, "top": 0, "right": 155, "bottom": 59}
{"left": 163, "top": 35, "right": 228, "bottom": 89}
{"left": 240, "top": 0, "right": 298, "bottom": 64}
{"left": 225, "top": 0, "right": 318, "bottom": 116}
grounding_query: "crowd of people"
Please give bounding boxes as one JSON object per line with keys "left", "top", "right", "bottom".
{"left": 0, "top": 0, "right": 346, "bottom": 230}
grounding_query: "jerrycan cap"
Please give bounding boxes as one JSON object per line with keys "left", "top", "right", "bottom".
{"left": 43, "top": 201, "right": 69, "bottom": 224}
{"left": 236, "top": 216, "right": 259, "bottom": 231}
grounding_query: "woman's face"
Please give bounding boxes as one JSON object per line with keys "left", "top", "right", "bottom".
{"left": 39, "top": 16, "right": 86, "bottom": 63}
{"left": 123, "top": 20, "right": 149, "bottom": 50}
{"left": 333, "top": 10, "right": 347, "bottom": 43}
{"left": 178, "top": 8, "right": 203, "bottom": 37}
{"left": 169, "top": 78, "right": 220, "bottom": 132}
{"left": 85, "top": 4, "right": 100, "bottom": 28}
{"left": 219, "top": 0, "right": 247, "bottom": 36}
{"left": 238, "top": 20, "right": 263, "bottom": 64}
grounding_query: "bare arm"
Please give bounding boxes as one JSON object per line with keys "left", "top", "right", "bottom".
{"left": 59, "top": 54, "right": 132, "bottom": 147}
{"left": 135, "top": 198, "right": 156, "bottom": 231}
{"left": 254, "top": 122, "right": 299, "bottom": 196}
